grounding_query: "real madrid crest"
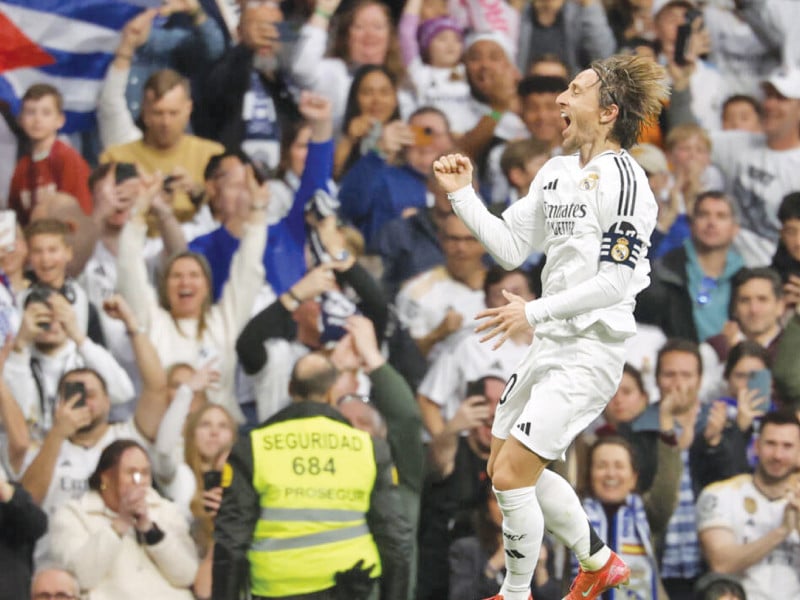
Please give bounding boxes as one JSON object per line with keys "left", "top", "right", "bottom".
{"left": 743, "top": 496, "right": 757, "bottom": 514}
{"left": 579, "top": 173, "right": 599, "bottom": 191}
{"left": 611, "top": 237, "right": 630, "bottom": 262}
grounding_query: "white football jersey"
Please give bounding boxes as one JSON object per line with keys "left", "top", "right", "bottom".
{"left": 492, "top": 150, "right": 656, "bottom": 339}
{"left": 696, "top": 474, "right": 800, "bottom": 600}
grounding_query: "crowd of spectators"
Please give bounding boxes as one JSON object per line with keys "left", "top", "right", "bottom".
{"left": 1, "top": 0, "right": 800, "bottom": 599}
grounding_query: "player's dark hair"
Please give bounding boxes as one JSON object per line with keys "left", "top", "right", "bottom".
{"left": 723, "top": 340, "right": 770, "bottom": 380}
{"left": 722, "top": 93, "right": 762, "bottom": 119}
{"left": 517, "top": 75, "right": 568, "bottom": 98}
{"left": 622, "top": 363, "right": 646, "bottom": 396}
{"left": 655, "top": 338, "right": 702, "bottom": 379}
{"left": 691, "top": 190, "right": 740, "bottom": 223}
{"left": 778, "top": 192, "right": 800, "bottom": 223}
{"left": 482, "top": 266, "right": 533, "bottom": 299}
{"left": 759, "top": 409, "right": 800, "bottom": 432}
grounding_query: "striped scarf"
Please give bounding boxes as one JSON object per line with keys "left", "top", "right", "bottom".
{"left": 659, "top": 449, "right": 702, "bottom": 578}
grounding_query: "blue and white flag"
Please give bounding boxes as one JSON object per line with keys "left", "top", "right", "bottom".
{"left": 0, "top": 0, "right": 158, "bottom": 133}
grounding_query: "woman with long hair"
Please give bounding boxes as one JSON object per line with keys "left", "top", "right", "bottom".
{"left": 291, "top": 0, "right": 411, "bottom": 130}
{"left": 184, "top": 404, "right": 237, "bottom": 600}
{"left": 116, "top": 173, "right": 268, "bottom": 422}
{"left": 334, "top": 64, "right": 402, "bottom": 179}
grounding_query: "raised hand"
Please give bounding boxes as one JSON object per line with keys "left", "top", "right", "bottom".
{"left": 118, "top": 9, "right": 157, "bottom": 55}
{"left": 53, "top": 393, "right": 91, "bottom": 439}
{"left": 245, "top": 165, "right": 270, "bottom": 222}
{"left": 432, "top": 153, "right": 474, "bottom": 193}
{"left": 474, "top": 290, "right": 531, "bottom": 350}
{"left": 344, "top": 315, "right": 384, "bottom": 371}
{"left": 49, "top": 294, "right": 83, "bottom": 344}
{"left": 290, "top": 264, "right": 338, "bottom": 301}
{"left": 735, "top": 386, "right": 767, "bottom": 433}
{"left": 703, "top": 400, "right": 728, "bottom": 447}
{"left": 103, "top": 294, "right": 138, "bottom": 333}
{"left": 298, "top": 91, "right": 333, "bottom": 124}
{"left": 131, "top": 172, "right": 165, "bottom": 220}
{"left": 188, "top": 359, "right": 221, "bottom": 392}
{"left": 449, "top": 395, "right": 491, "bottom": 433}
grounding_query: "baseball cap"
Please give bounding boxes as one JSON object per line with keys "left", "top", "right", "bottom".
{"left": 464, "top": 30, "right": 515, "bottom": 64}
{"left": 762, "top": 66, "right": 800, "bottom": 100}
{"left": 629, "top": 144, "right": 669, "bottom": 175}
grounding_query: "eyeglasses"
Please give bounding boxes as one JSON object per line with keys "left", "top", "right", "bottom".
{"left": 33, "top": 593, "right": 77, "bottom": 600}
{"left": 696, "top": 276, "right": 718, "bottom": 306}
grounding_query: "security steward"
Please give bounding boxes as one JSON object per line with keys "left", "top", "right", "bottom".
{"left": 212, "top": 352, "right": 412, "bottom": 600}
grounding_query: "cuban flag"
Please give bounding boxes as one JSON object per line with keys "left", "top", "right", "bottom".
{"left": 0, "top": 0, "right": 160, "bottom": 133}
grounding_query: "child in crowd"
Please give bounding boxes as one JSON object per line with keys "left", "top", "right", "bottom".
{"left": 8, "top": 85, "right": 92, "bottom": 225}
{"left": 721, "top": 94, "right": 763, "bottom": 133}
{"left": 23, "top": 219, "right": 99, "bottom": 340}
{"left": 399, "top": 0, "right": 471, "bottom": 134}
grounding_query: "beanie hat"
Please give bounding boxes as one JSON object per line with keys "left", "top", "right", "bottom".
{"left": 418, "top": 16, "right": 463, "bottom": 55}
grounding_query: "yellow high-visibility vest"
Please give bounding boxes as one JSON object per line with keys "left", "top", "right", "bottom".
{"left": 248, "top": 415, "right": 382, "bottom": 597}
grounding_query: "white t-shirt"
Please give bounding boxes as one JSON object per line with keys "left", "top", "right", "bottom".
{"left": 696, "top": 473, "right": 800, "bottom": 600}
{"left": 395, "top": 265, "right": 486, "bottom": 363}
{"left": 31, "top": 420, "right": 148, "bottom": 566}
{"left": 407, "top": 61, "right": 473, "bottom": 134}
{"left": 704, "top": 3, "right": 779, "bottom": 98}
{"left": 711, "top": 130, "right": 800, "bottom": 266}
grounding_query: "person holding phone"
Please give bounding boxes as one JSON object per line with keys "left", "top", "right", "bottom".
{"left": 652, "top": 0, "right": 728, "bottom": 133}
{"left": 181, "top": 404, "right": 236, "bottom": 600}
{"left": 691, "top": 341, "right": 773, "bottom": 491}
{"left": 49, "top": 439, "right": 198, "bottom": 600}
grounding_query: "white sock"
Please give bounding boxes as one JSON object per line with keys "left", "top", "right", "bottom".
{"left": 536, "top": 469, "right": 611, "bottom": 571}
{"left": 494, "top": 486, "right": 543, "bottom": 600}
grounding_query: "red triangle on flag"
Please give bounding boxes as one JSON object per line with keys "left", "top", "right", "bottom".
{"left": 0, "top": 10, "right": 56, "bottom": 74}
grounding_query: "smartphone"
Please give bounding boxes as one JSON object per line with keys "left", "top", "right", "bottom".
{"left": 411, "top": 125, "right": 435, "bottom": 147}
{"left": 0, "top": 210, "right": 16, "bottom": 252}
{"left": 674, "top": 8, "right": 703, "bottom": 66}
{"left": 163, "top": 174, "right": 179, "bottom": 192}
{"left": 466, "top": 379, "right": 486, "bottom": 399}
{"left": 747, "top": 369, "right": 772, "bottom": 412}
{"left": 64, "top": 380, "right": 87, "bottom": 408}
{"left": 203, "top": 470, "right": 222, "bottom": 490}
{"left": 115, "top": 162, "right": 138, "bottom": 185}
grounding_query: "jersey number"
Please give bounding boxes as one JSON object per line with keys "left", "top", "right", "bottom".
{"left": 499, "top": 374, "right": 518, "bottom": 406}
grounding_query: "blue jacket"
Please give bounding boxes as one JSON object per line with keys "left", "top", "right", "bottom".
{"left": 190, "top": 139, "right": 334, "bottom": 298}
{"left": 338, "top": 151, "right": 429, "bottom": 244}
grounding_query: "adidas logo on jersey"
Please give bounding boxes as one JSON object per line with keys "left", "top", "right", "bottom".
{"left": 544, "top": 178, "right": 559, "bottom": 190}
{"left": 516, "top": 422, "right": 531, "bottom": 436}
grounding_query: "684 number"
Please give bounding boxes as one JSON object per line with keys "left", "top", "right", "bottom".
{"left": 292, "top": 456, "right": 336, "bottom": 475}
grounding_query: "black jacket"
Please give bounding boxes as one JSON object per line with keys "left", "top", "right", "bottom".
{"left": 635, "top": 246, "right": 699, "bottom": 342}
{"left": 212, "top": 402, "right": 412, "bottom": 600}
{"left": 196, "top": 44, "right": 299, "bottom": 155}
{"left": 0, "top": 483, "right": 48, "bottom": 600}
